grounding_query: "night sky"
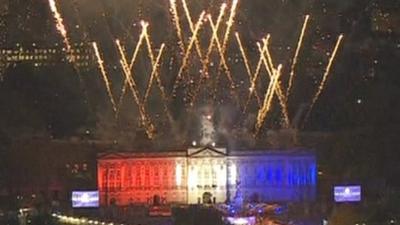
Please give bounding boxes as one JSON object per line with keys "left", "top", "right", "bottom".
{"left": 0, "top": 0, "right": 399, "bottom": 153}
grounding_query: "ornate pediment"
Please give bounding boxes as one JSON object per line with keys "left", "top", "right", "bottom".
{"left": 187, "top": 146, "right": 227, "bottom": 157}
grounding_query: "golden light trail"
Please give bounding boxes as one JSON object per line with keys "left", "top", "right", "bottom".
{"left": 117, "top": 22, "right": 147, "bottom": 112}
{"left": 169, "top": 0, "right": 185, "bottom": 54}
{"left": 48, "top": 0, "right": 71, "bottom": 52}
{"left": 92, "top": 42, "right": 117, "bottom": 114}
{"left": 189, "top": 5, "right": 228, "bottom": 106}
{"left": 215, "top": 0, "right": 238, "bottom": 97}
{"left": 143, "top": 43, "right": 165, "bottom": 103}
{"left": 255, "top": 64, "right": 283, "bottom": 135}
{"left": 235, "top": 32, "right": 261, "bottom": 107}
{"left": 259, "top": 38, "right": 290, "bottom": 127}
{"left": 203, "top": 3, "right": 227, "bottom": 78}
{"left": 304, "top": 34, "right": 344, "bottom": 125}
{"left": 116, "top": 40, "right": 142, "bottom": 110}
{"left": 172, "top": 11, "right": 206, "bottom": 96}
{"left": 181, "top": 0, "right": 204, "bottom": 61}
{"left": 245, "top": 35, "right": 270, "bottom": 111}
{"left": 208, "top": 15, "right": 236, "bottom": 87}
{"left": 208, "top": 14, "right": 240, "bottom": 105}
{"left": 286, "top": 15, "right": 310, "bottom": 99}
{"left": 221, "top": 0, "right": 238, "bottom": 55}
{"left": 142, "top": 34, "right": 174, "bottom": 124}
{"left": 116, "top": 39, "right": 155, "bottom": 139}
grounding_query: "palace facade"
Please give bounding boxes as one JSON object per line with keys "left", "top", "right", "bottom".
{"left": 97, "top": 147, "right": 316, "bottom": 206}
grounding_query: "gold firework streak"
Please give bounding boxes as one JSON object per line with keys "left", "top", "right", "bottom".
{"left": 255, "top": 64, "right": 283, "bottom": 135}
{"left": 245, "top": 35, "right": 270, "bottom": 111}
{"left": 259, "top": 38, "right": 290, "bottom": 127}
{"left": 48, "top": 0, "right": 71, "bottom": 52}
{"left": 116, "top": 40, "right": 155, "bottom": 139}
{"left": 169, "top": 0, "right": 185, "bottom": 54}
{"left": 143, "top": 43, "right": 165, "bottom": 102}
{"left": 142, "top": 30, "right": 174, "bottom": 124}
{"left": 190, "top": 5, "right": 227, "bottom": 106}
{"left": 221, "top": 0, "right": 238, "bottom": 54}
{"left": 181, "top": 0, "right": 204, "bottom": 61}
{"left": 304, "top": 34, "right": 344, "bottom": 125}
{"left": 202, "top": 3, "right": 227, "bottom": 78}
{"left": 92, "top": 42, "right": 117, "bottom": 114}
{"left": 208, "top": 15, "right": 235, "bottom": 86}
{"left": 235, "top": 32, "right": 261, "bottom": 107}
{"left": 286, "top": 15, "right": 310, "bottom": 99}
{"left": 117, "top": 22, "right": 147, "bottom": 112}
{"left": 172, "top": 11, "right": 206, "bottom": 95}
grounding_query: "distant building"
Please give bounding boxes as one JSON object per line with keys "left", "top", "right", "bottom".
{"left": 0, "top": 42, "right": 95, "bottom": 71}
{"left": 97, "top": 147, "right": 317, "bottom": 205}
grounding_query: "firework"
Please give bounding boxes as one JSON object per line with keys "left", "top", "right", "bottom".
{"left": 143, "top": 43, "right": 166, "bottom": 104}
{"left": 203, "top": 3, "right": 227, "bottom": 78}
{"left": 221, "top": 0, "right": 239, "bottom": 55}
{"left": 208, "top": 14, "right": 235, "bottom": 88}
{"left": 142, "top": 35, "right": 174, "bottom": 123}
{"left": 259, "top": 38, "right": 290, "bottom": 127}
{"left": 169, "top": 0, "right": 185, "bottom": 54}
{"left": 245, "top": 35, "right": 270, "bottom": 111}
{"left": 189, "top": 6, "right": 229, "bottom": 106}
{"left": 235, "top": 32, "right": 261, "bottom": 106}
{"left": 48, "top": 0, "right": 71, "bottom": 52}
{"left": 117, "top": 22, "right": 148, "bottom": 111}
{"left": 116, "top": 40, "right": 155, "bottom": 139}
{"left": 286, "top": 15, "right": 310, "bottom": 99}
{"left": 92, "top": 42, "right": 117, "bottom": 115}
{"left": 172, "top": 11, "right": 206, "bottom": 96}
{"left": 255, "top": 64, "right": 283, "bottom": 135}
{"left": 304, "top": 34, "right": 344, "bottom": 125}
{"left": 181, "top": 0, "right": 204, "bottom": 61}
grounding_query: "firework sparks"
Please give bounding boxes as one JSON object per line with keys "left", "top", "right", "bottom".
{"left": 169, "top": 0, "right": 185, "bottom": 54}
{"left": 142, "top": 33, "right": 174, "bottom": 123}
{"left": 116, "top": 39, "right": 156, "bottom": 139}
{"left": 245, "top": 35, "right": 270, "bottom": 111}
{"left": 259, "top": 38, "right": 290, "bottom": 127}
{"left": 304, "top": 34, "right": 344, "bottom": 125}
{"left": 92, "top": 42, "right": 117, "bottom": 115}
{"left": 189, "top": 5, "right": 227, "bottom": 106}
{"left": 48, "top": 0, "right": 71, "bottom": 52}
{"left": 286, "top": 15, "right": 310, "bottom": 99}
{"left": 143, "top": 44, "right": 165, "bottom": 102}
{"left": 235, "top": 32, "right": 261, "bottom": 106}
{"left": 203, "top": 3, "right": 227, "bottom": 78}
{"left": 255, "top": 64, "right": 283, "bottom": 135}
{"left": 172, "top": 11, "right": 206, "bottom": 96}
{"left": 181, "top": 0, "right": 204, "bottom": 61}
{"left": 221, "top": 0, "right": 239, "bottom": 55}
{"left": 117, "top": 22, "right": 148, "bottom": 111}
{"left": 208, "top": 14, "right": 235, "bottom": 88}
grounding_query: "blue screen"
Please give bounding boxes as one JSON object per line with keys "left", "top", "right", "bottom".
{"left": 334, "top": 186, "right": 361, "bottom": 202}
{"left": 72, "top": 191, "right": 99, "bottom": 208}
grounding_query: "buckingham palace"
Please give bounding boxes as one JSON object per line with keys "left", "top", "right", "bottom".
{"left": 97, "top": 146, "right": 316, "bottom": 206}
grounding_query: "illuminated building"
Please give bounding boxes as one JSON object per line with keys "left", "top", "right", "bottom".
{"left": 97, "top": 147, "right": 316, "bottom": 205}
{"left": 0, "top": 42, "right": 95, "bottom": 71}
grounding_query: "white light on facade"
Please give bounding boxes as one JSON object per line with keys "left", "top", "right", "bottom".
{"left": 218, "top": 165, "right": 227, "bottom": 186}
{"left": 188, "top": 167, "right": 198, "bottom": 188}
{"left": 229, "top": 164, "right": 237, "bottom": 185}
{"left": 176, "top": 163, "right": 182, "bottom": 186}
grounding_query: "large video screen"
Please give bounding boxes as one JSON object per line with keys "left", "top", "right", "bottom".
{"left": 334, "top": 185, "right": 361, "bottom": 202}
{"left": 72, "top": 191, "right": 99, "bottom": 208}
